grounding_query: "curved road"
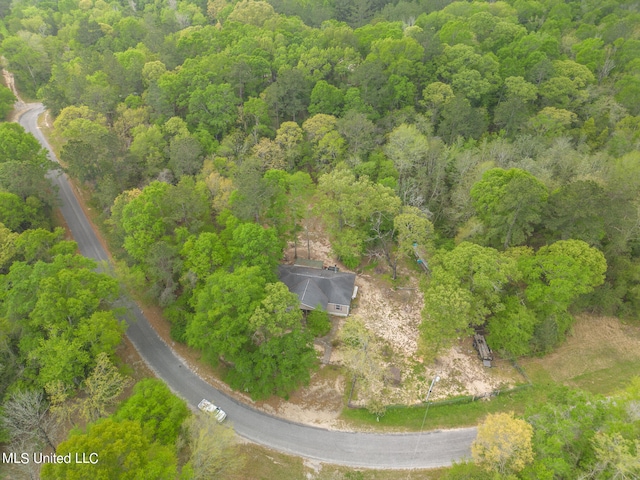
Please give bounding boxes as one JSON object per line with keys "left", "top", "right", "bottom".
{"left": 17, "top": 103, "right": 476, "bottom": 469}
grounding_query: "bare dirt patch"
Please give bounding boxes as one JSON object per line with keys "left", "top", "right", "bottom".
{"left": 258, "top": 366, "right": 347, "bottom": 428}
{"left": 431, "top": 338, "right": 521, "bottom": 400}
{"left": 2, "top": 67, "right": 27, "bottom": 121}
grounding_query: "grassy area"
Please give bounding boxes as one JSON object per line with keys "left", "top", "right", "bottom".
{"left": 520, "top": 314, "right": 640, "bottom": 396}
{"left": 341, "top": 385, "right": 546, "bottom": 431}
{"left": 570, "top": 361, "right": 640, "bottom": 394}
{"left": 233, "top": 443, "right": 306, "bottom": 480}
{"left": 230, "top": 443, "right": 448, "bottom": 480}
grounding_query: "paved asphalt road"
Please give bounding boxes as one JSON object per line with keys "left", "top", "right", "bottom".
{"left": 17, "top": 103, "right": 476, "bottom": 469}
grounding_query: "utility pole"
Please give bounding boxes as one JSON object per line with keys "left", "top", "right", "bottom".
{"left": 411, "top": 375, "right": 441, "bottom": 465}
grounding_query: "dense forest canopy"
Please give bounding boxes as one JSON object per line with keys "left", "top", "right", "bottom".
{"left": 1, "top": 0, "right": 640, "bottom": 396}
{"left": 1, "top": 1, "right": 640, "bottom": 477}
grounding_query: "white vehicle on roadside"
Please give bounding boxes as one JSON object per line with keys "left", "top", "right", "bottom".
{"left": 197, "top": 399, "right": 227, "bottom": 422}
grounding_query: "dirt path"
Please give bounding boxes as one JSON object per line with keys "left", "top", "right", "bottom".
{"left": 2, "top": 68, "right": 26, "bottom": 120}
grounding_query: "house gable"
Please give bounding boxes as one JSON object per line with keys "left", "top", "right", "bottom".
{"left": 278, "top": 265, "right": 356, "bottom": 316}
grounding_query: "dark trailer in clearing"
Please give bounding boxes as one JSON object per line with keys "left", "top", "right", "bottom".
{"left": 473, "top": 334, "right": 493, "bottom": 367}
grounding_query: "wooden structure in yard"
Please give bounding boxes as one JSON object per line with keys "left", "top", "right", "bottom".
{"left": 473, "top": 334, "right": 493, "bottom": 367}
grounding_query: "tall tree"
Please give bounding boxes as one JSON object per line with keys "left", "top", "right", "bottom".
{"left": 544, "top": 180, "right": 607, "bottom": 246}
{"left": 181, "top": 414, "right": 244, "bottom": 480}
{"left": 472, "top": 412, "right": 534, "bottom": 475}
{"left": 76, "top": 352, "right": 132, "bottom": 423}
{"left": 420, "top": 242, "right": 518, "bottom": 356}
{"left": 114, "top": 378, "right": 189, "bottom": 446}
{"left": 471, "top": 168, "right": 548, "bottom": 249}
{"left": 519, "top": 240, "right": 607, "bottom": 351}
{"left": 1, "top": 389, "right": 58, "bottom": 450}
{"left": 40, "top": 419, "right": 177, "bottom": 480}
{"left": 384, "top": 123, "right": 429, "bottom": 204}
{"left": 317, "top": 166, "right": 401, "bottom": 268}
{"left": 0, "top": 85, "right": 16, "bottom": 119}
{"left": 187, "top": 266, "right": 266, "bottom": 362}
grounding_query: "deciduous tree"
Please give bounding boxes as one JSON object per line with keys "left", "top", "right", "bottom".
{"left": 471, "top": 168, "right": 548, "bottom": 249}
{"left": 1, "top": 389, "right": 58, "bottom": 450}
{"left": 41, "top": 419, "right": 177, "bottom": 480}
{"left": 77, "top": 352, "right": 132, "bottom": 423}
{"left": 181, "top": 414, "right": 244, "bottom": 480}
{"left": 187, "top": 266, "right": 266, "bottom": 361}
{"left": 472, "top": 412, "right": 534, "bottom": 475}
{"left": 0, "top": 85, "right": 16, "bottom": 119}
{"left": 114, "top": 378, "right": 189, "bottom": 445}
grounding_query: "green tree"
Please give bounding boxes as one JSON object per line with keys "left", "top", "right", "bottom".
{"left": 0, "top": 223, "right": 18, "bottom": 272}
{"left": 420, "top": 283, "right": 474, "bottom": 358}
{"left": 317, "top": 167, "right": 401, "bottom": 268}
{"left": 186, "top": 83, "right": 239, "bottom": 138}
{"left": 336, "top": 110, "right": 376, "bottom": 157}
{"left": 523, "top": 387, "right": 608, "bottom": 478}
{"left": 471, "top": 168, "right": 548, "bottom": 249}
{"left": 264, "top": 67, "right": 310, "bottom": 124}
{"left": 168, "top": 135, "right": 203, "bottom": 178}
{"left": 0, "top": 85, "right": 16, "bottom": 119}
{"left": 59, "top": 119, "right": 123, "bottom": 185}
{"left": 306, "top": 308, "right": 331, "bottom": 337}
{"left": 0, "top": 159, "right": 53, "bottom": 209}
{"left": 227, "top": 0, "right": 276, "bottom": 26}
{"left": 437, "top": 96, "right": 488, "bottom": 142}
{"left": 422, "top": 82, "right": 454, "bottom": 124}
{"left": 0, "top": 123, "right": 48, "bottom": 166}
{"left": 309, "top": 80, "right": 344, "bottom": 116}
{"left": 114, "top": 378, "right": 189, "bottom": 445}
{"left": 119, "top": 182, "right": 172, "bottom": 262}
{"left": 384, "top": 124, "right": 429, "bottom": 203}
{"left": 180, "top": 232, "right": 227, "bottom": 286}
{"left": 1, "top": 253, "right": 123, "bottom": 389}
{"left": 0, "top": 191, "right": 30, "bottom": 232}
{"left": 394, "top": 206, "right": 434, "bottom": 259}
{"left": 274, "top": 122, "right": 304, "bottom": 169}
{"left": 187, "top": 266, "right": 266, "bottom": 361}
{"left": 41, "top": 419, "right": 177, "bottom": 480}
{"left": 1, "top": 34, "right": 50, "bottom": 96}
{"left": 233, "top": 324, "right": 316, "bottom": 399}
{"left": 230, "top": 159, "right": 277, "bottom": 223}
{"left": 519, "top": 240, "right": 607, "bottom": 351}
{"left": 486, "top": 296, "right": 537, "bottom": 357}
{"left": 14, "top": 228, "right": 75, "bottom": 265}
{"left": 544, "top": 180, "right": 607, "bottom": 246}
{"left": 129, "top": 125, "right": 168, "bottom": 178}
{"left": 248, "top": 282, "right": 303, "bottom": 345}
{"left": 420, "top": 242, "right": 518, "bottom": 357}
{"left": 228, "top": 222, "right": 281, "bottom": 277}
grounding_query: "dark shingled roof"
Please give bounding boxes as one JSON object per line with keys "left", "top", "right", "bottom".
{"left": 278, "top": 265, "right": 356, "bottom": 310}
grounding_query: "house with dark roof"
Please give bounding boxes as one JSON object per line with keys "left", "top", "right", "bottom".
{"left": 278, "top": 265, "right": 357, "bottom": 317}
